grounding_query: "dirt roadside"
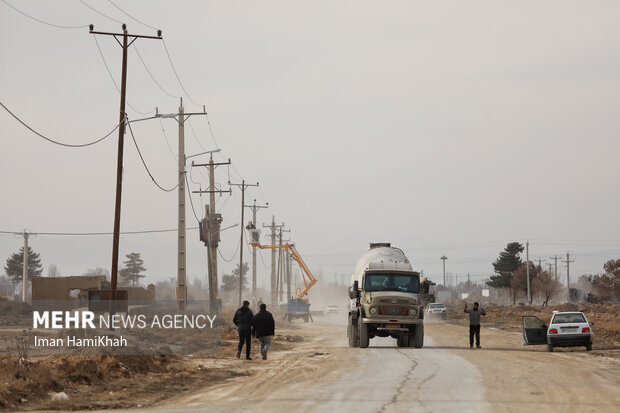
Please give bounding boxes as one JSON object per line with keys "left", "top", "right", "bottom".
{"left": 0, "top": 316, "right": 310, "bottom": 411}
{"left": 425, "top": 321, "right": 620, "bottom": 413}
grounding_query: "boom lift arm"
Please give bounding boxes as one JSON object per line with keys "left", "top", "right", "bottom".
{"left": 248, "top": 233, "right": 318, "bottom": 300}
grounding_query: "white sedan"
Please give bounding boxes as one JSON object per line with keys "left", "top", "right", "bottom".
{"left": 523, "top": 311, "right": 593, "bottom": 352}
{"left": 425, "top": 303, "right": 447, "bottom": 319}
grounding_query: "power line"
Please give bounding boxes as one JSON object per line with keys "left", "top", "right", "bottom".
{"left": 158, "top": 118, "right": 177, "bottom": 161}
{"left": 258, "top": 249, "right": 270, "bottom": 270}
{"left": 0, "top": 228, "right": 198, "bottom": 236}
{"left": 185, "top": 175, "right": 201, "bottom": 222}
{"left": 133, "top": 44, "right": 179, "bottom": 99}
{"left": 91, "top": 34, "right": 154, "bottom": 115}
{"left": 1, "top": 0, "right": 89, "bottom": 29}
{"left": 161, "top": 39, "right": 201, "bottom": 107}
{"left": 1, "top": 101, "right": 119, "bottom": 147}
{"left": 107, "top": 0, "right": 158, "bottom": 30}
{"left": 80, "top": 0, "right": 124, "bottom": 24}
{"left": 187, "top": 118, "right": 208, "bottom": 151}
{"left": 127, "top": 117, "right": 181, "bottom": 192}
{"left": 218, "top": 238, "right": 240, "bottom": 263}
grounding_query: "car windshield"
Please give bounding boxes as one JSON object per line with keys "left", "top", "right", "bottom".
{"left": 552, "top": 313, "right": 586, "bottom": 324}
{"left": 364, "top": 273, "right": 420, "bottom": 293}
{"left": 430, "top": 304, "right": 445, "bottom": 308}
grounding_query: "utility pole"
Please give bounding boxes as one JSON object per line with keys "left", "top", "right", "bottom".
{"left": 155, "top": 103, "right": 209, "bottom": 311}
{"left": 14, "top": 231, "right": 34, "bottom": 303}
{"left": 562, "top": 252, "right": 575, "bottom": 303}
{"left": 287, "top": 245, "right": 293, "bottom": 300}
{"left": 176, "top": 100, "right": 186, "bottom": 310}
{"left": 229, "top": 180, "right": 259, "bottom": 306}
{"left": 441, "top": 256, "right": 448, "bottom": 286}
{"left": 244, "top": 199, "right": 268, "bottom": 299}
{"left": 89, "top": 24, "right": 162, "bottom": 319}
{"left": 193, "top": 154, "right": 231, "bottom": 313}
{"left": 549, "top": 255, "right": 561, "bottom": 279}
{"left": 276, "top": 226, "right": 290, "bottom": 303}
{"left": 526, "top": 240, "right": 530, "bottom": 304}
{"left": 263, "top": 218, "right": 284, "bottom": 307}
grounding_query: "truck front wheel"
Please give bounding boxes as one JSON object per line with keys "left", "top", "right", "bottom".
{"left": 411, "top": 324, "right": 424, "bottom": 348}
{"left": 397, "top": 335, "right": 409, "bottom": 347}
{"left": 359, "top": 322, "right": 369, "bottom": 348}
{"left": 347, "top": 316, "right": 358, "bottom": 347}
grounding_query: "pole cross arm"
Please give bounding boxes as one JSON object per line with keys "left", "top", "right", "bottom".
{"left": 192, "top": 160, "right": 231, "bottom": 168}
{"left": 193, "top": 189, "right": 232, "bottom": 195}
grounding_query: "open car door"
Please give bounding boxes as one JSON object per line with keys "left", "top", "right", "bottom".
{"left": 523, "top": 316, "right": 547, "bottom": 345}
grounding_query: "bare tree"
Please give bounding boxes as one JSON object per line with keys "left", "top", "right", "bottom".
{"left": 0, "top": 275, "right": 15, "bottom": 297}
{"left": 510, "top": 262, "right": 539, "bottom": 305}
{"left": 83, "top": 267, "right": 110, "bottom": 280}
{"left": 47, "top": 264, "right": 61, "bottom": 277}
{"left": 533, "top": 270, "right": 562, "bottom": 307}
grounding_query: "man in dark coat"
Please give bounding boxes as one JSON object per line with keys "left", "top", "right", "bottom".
{"left": 252, "top": 303, "right": 275, "bottom": 360}
{"left": 233, "top": 300, "right": 254, "bottom": 360}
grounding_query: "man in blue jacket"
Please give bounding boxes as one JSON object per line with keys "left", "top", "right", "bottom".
{"left": 233, "top": 300, "right": 254, "bottom": 360}
{"left": 464, "top": 302, "right": 486, "bottom": 348}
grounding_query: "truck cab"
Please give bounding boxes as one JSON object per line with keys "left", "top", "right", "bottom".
{"left": 347, "top": 243, "right": 425, "bottom": 348}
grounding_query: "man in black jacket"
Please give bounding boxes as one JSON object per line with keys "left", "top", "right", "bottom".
{"left": 252, "top": 303, "right": 275, "bottom": 360}
{"left": 233, "top": 300, "right": 254, "bottom": 360}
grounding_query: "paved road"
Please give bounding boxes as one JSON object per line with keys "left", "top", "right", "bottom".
{"left": 91, "top": 317, "right": 620, "bottom": 413}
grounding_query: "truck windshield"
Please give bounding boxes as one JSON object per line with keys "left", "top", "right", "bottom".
{"left": 364, "top": 273, "right": 420, "bottom": 293}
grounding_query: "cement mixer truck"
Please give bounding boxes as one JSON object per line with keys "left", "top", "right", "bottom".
{"left": 347, "top": 243, "right": 425, "bottom": 348}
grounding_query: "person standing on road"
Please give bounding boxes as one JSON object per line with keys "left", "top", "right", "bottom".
{"left": 464, "top": 302, "right": 486, "bottom": 349}
{"left": 252, "top": 303, "right": 275, "bottom": 360}
{"left": 233, "top": 300, "right": 254, "bottom": 360}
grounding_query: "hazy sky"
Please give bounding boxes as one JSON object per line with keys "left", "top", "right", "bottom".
{"left": 1, "top": 0, "right": 619, "bottom": 289}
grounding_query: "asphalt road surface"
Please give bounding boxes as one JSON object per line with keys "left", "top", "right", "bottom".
{"left": 95, "top": 315, "right": 620, "bottom": 413}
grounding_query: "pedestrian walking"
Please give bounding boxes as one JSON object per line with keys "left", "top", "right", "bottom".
{"left": 233, "top": 300, "right": 254, "bottom": 360}
{"left": 252, "top": 303, "right": 275, "bottom": 360}
{"left": 464, "top": 302, "right": 486, "bottom": 348}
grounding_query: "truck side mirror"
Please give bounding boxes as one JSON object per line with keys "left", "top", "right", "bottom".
{"left": 348, "top": 281, "right": 359, "bottom": 299}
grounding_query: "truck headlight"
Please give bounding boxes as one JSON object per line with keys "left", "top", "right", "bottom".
{"left": 409, "top": 308, "right": 417, "bottom": 316}
{"left": 369, "top": 307, "right": 377, "bottom": 314}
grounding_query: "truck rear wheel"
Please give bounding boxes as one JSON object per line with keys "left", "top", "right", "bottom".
{"left": 412, "top": 324, "right": 424, "bottom": 348}
{"left": 359, "top": 322, "right": 369, "bottom": 348}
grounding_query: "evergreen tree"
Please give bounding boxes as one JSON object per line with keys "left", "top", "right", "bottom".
{"left": 221, "top": 262, "right": 249, "bottom": 293}
{"left": 121, "top": 252, "right": 146, "bottom": 286}
{"left": 4, "top": 246, "right": 43, "bottom": 285}
{"left": 487, "top": 242, "right": 523, "bottom": 289}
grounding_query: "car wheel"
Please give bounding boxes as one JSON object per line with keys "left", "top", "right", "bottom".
{"left": 547, "top": 344, "right": 553, "bottom": 352}
{"left": 586, "top": 343, "right": 592, "bottom": 351}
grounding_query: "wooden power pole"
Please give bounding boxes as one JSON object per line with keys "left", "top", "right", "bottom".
{"left": 88, "top": 24, "right": 162, "bottom": 319}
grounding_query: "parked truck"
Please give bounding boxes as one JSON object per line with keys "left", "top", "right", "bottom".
{"left": 347, "top": 243, "right": 425, "bottom": 348}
